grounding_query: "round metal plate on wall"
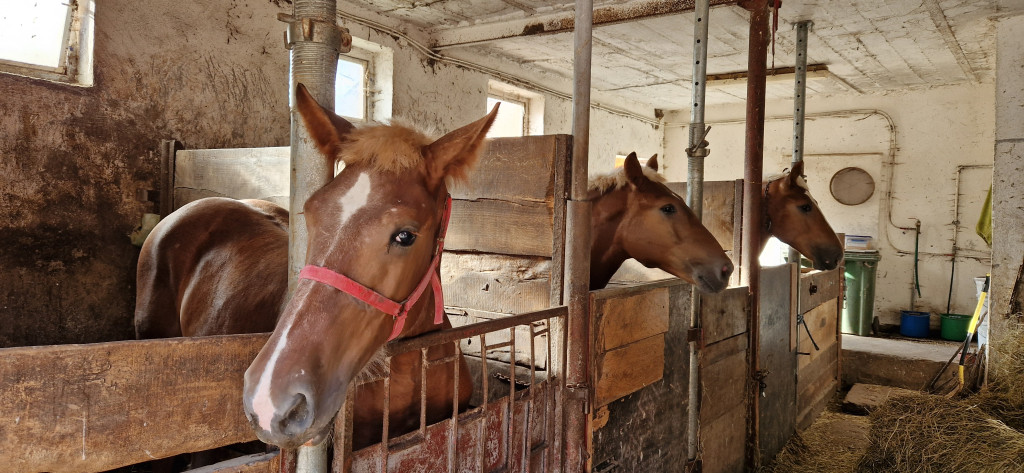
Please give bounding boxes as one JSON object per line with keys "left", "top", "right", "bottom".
{"left": 829, "top": 167, "right": 875, "bottom": 205}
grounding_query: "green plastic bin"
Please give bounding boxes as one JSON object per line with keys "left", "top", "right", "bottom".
{"left": 842, "top": 250, "right": 881, "bottom": 336}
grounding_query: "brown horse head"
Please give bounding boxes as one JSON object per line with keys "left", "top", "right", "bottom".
{"left": 763, "top": 161, "right": 843, "bottom": 270}
{"left": 242, "top": 84, "right": 497, "bottom": 448}
{"left": 589, "top": 152, "right": 734, "bottom": 291}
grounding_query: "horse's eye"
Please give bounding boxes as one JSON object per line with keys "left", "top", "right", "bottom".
{"left": 798, "top": 204, "right": 813, "bottom": 213}
{"left": 392, "top": 231, "right": 417, "bottom": 247}
{"left": 660, "top": 204, "right": 677, "bottom": 215}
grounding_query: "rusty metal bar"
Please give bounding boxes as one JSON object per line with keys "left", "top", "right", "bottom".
{"left": 432, "top": 0, "right": 740, "bottom": 50}
{"left": 685, "top": 0, "right": 711, "bottom": 466}
{"left": 332, "top": 397, "right": 355, "bottom": 472}
{"left": 788, "top": 20, "right": 811, "bottom": 267}
{"left": 479, "top": 332, "right": 488, "bottom": 473}
{"left": 740, "top": 0, "right": 771, "bottom": 469}
{"left": 386, "top": 307, "right": 566, "bottom": 357}
{"left": 381, "top": 356, "right": 392, "bottom": 472}
{"left": 508, "top": 327, "right": 517, "bottom": 470}
{"left": 448, "top": 340, "right": 461, "bottom": 473}
{"left": 563, "top": 2, "right": 595, "bottom": 471}
{"left": 420, "top": 347, "right": 429, "bottom": 437}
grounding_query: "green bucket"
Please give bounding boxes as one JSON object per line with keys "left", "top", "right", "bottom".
{"left": 940, "top": 313, "right": 972, "bottom": 341}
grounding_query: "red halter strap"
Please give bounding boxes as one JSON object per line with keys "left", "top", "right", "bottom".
{"left": 298, "top": 195, "right": 452, "bottom": 341}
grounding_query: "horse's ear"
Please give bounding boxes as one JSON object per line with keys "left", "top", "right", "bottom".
{"left": 623, "top": 152, "right": 646, "bottom": 187}
{"left": 425, "top": 103, "right": 499, "bottom": 187}
{"left": 646, "top": 154, "right": 659, "bottom": 172}
{"left": 785, "top": 160, "right": 806, "bottom": 189}
{"left": 295, "top": 83, "right": 356, "bottom": 163}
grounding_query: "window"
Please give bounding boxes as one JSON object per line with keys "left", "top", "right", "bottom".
{"left": 486, "top": 81, "right": 543, "bottom": 138}
{"left": 335, "top": 37, "right": 393, "bottom": 123}
{"left": 0, "top": 0, "right": 95, "bottom": 86}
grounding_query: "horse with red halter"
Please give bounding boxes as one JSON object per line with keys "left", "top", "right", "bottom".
{"left": 761, "top": 160, "right": 844, "bottom": 271}
{"left": 135, "top": 84, "right": 498, "bottom": 450}
{"left": 588, "top": 152, "right": 734, "bottom": 290}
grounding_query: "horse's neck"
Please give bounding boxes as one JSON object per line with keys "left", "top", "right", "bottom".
{"left": 589, "top": 189, "right": 630, "bottom": 290}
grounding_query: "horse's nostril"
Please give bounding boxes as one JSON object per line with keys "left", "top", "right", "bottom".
{"left": 276, "top": 392, "right": 313, "bottom": 437}
{"left": 721, "top": 263, "right": 734, "bottom": 278}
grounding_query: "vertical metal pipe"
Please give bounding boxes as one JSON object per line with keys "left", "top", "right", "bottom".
{"left": 685, "top": 0, "right": 711, "bottom": 466}
{"left": 563, "top": 1, "right": 594, "bottom": 472}
{"left": 788, "top": 21, "right": 811, "bottom": 267}
{"left": 741, "top": 0, "right": 771, "bottom": 469}
{"left": 288, "top": 1, "right": 344, "bottom": 472}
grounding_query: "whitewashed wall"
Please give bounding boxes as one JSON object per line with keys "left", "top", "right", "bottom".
{"left": 662, "top": 84, "right": 995, "bottom": 327}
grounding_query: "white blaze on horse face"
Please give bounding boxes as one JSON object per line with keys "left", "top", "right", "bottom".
{"left": 339, "top": 173, "right": 372, "bottom": 226}
{"left": 251, "top": 322, "right": 293, "bottom": 432}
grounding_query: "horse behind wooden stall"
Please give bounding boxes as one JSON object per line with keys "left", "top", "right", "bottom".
{"left": 762, "top": 160, "right": 844, "bottom": 270}
{"left": 135, "top": 84, "right": 498, "bottom": 451}
{"left": 588, "top": 152, "right": 734, "bottom": 290}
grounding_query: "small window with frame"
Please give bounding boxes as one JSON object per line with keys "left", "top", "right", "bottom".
{"left": 335, "top": 37, "right": 393, "bottom": 123}
{"left": 0, "top": 0, "right": 95, "bottom": 86}
{"left": 486, "top": 81, "right": 543, "bottom": 138}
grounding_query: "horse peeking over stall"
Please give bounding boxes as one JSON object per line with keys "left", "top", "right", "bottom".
{"left": 588, "top": 152, "right": 734, "bottom": 290}
{"left": 135, "top": 84, "right": 499, "bottom": 450}
{"left": 760, "top": 160, "right": 844, "bottom": 271}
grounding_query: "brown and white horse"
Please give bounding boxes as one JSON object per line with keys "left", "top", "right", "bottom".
{"left": 761, "top": 161, "right": 844, "bottom": 270}
{"left": 588, "top": 152, "right": 734, "bottom": 290}
{"left": 135, "top": 84, "right": 498, "bottom": 449}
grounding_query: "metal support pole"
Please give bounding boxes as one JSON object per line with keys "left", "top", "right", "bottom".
{"left": 563, "top": 1, "right": 594, "bottom": 472}
{"left": 788, "top": 20, "right": 811, "bottom": 267}
{"left": 282, "top": 1, "right": 350, "bottom": 472}
{"left": 685, "top": 0, "right": 711, "bottom": 468}
{"left": 740, "top": 0, "right": 771, "bottom": 469}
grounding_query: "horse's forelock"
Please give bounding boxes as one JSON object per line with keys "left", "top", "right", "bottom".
{"left": 339, "top": 123, "right": 435, "bottom": 174}
{"left": 588, "top": 165, "right": 666, "bottom": 194}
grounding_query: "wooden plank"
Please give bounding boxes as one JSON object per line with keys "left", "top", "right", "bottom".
{"left": 441, "top": 252, "right": 551, "bottom": 314}
{"left": 757, "top": 264, "right": 797, "bottom": 463}
{"left": 798, "top": 267, "right": 842, "bottom": 314}
{"left": 701, "top": 348, "right": 748, "bottom": 424}
{"left": 449, "top": 135, "right": 568, "bottom": 203}
{"left": 797, "top": 346, "right": 839, "bottom": 429}
{"left": 665, "top": 180, "right": 739, "bottom": 252}
{"left": 0, "top": 334, "right": 268, "bottom": 473}
{"left": 549, "top": 134, "right": 571, "bottom": 305}
{"left": 595, "top": 288, "right": 669, "bottom": 351}
{"left": 700, "top": 402, "right": 747, "bottom": 473}
{"left": 173, "top": 147, "right": 289, "bottom": 210}
{"left": 594, "top": 335, "right": 665, "bottom": 408}
{"left": 701, "top": 286, "right": 750, "bottom": 345}
{"left": 797, "top": 301, "right": 839, "bottom": 371}
{"left": 184, "top": 452, "right": 281, "bottom": 473}
{"left": 445, "top": 199, "right": 553, "bottom": 257}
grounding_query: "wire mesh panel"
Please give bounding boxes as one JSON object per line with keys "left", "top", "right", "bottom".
{"left": 333, "top": 306, "right": 568, "bottom": 473}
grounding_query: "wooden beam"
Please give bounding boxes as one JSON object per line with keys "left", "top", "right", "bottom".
{"left": 431, "top": 0, "right": 740, "bottom": 50}
{"left": 0, "top": 334, "right": 268, "bottom": 473}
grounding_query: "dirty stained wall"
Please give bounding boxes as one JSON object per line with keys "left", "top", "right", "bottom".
{"left": 663, "top": 83, "right": 995, "bottom": 328}
{"left": 1, "top": 4, "right": 661, "bottom": 347}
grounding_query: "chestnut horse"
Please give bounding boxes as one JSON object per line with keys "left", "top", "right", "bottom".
{"left": 589, "top": 152, "right": 734, "bottom": 290}
{"left": 761, "top": 160, "right": 843, "bottom": 270}
{"left": 135, "top": 84, "right": 498, "bottom": 450}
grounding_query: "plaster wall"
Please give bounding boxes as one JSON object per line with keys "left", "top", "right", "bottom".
{"left": 663, "top": 84, "right": 995, "bottom": 327}
{"left": 991, "top": 14, "right": 1024, "bottom": 343}
{"left": 0, "top": 3, "right": 659, "bottom": 347}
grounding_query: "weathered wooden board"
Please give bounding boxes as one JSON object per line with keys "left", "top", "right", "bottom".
{"left": 441, "top": 252, "right": 551, "bottom": 314}
{"left": 758, "top": 264, "right": 798, "bottom": 464}
{"left": 701, "top": 343, "right": 748, "bottom": 423}
{"left": 700, "top": 401, "right": 747, "bottom": 473}
{"left": 446, "top": 199, "right": 553, "bottom": 257}
{"left": 798, "top": 267, "right": 842, "bottom": 314}
{"left": 449, "top": 135, "right": 569, "bottom": 203}
{"left": 0, "top": 334, "right": 268, "bottom": 473}
{"left": 173, "top": 147, "right": 289, "bottom": 210}
{"left": 594, "top": 287, "right": 669, "bottom": 352}
{"left": 796, "top": 343, "right": 839, "bottom": 429}
{"left": 665, "top": 180, "right": 742, "bottom": 252}
{"left": 797, "top": 301, "right": 839, "bottom": 371}
{"left": 592, "top": 282, "right": 692, "bottom": 473}
{"left": 595, "top": 334, "right": 665, "bottom": 409}
{"left": 702, "top": 285, "right": 750, "bottom": 345}
{"left": 185, "top": 452, "right": 281, "bottom": 473}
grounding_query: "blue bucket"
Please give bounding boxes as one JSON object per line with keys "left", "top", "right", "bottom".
{"left": 900, "top": 310, "right": 931, "bottom": 338}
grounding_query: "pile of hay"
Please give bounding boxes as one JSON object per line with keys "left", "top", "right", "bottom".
{"left": 856, "top": 323, "right": 1024, "bottom": 472}
{"left": 761, "top": 411, "right": 870, "bottom": 473}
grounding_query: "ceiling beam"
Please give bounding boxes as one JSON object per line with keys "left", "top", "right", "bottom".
{"left": 430, "top": 0, "right": 740, "bottom": 50}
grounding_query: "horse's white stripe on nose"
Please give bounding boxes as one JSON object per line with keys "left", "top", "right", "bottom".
{"left": 252, "top": 321, "right": 293, "bottom": 431}
{"left": 339, "top": 173, "right": 372, "bottom": 225}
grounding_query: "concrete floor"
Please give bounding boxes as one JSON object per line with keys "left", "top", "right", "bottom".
{"left": 841, "top": 334, "right": 961, "bottom": 390}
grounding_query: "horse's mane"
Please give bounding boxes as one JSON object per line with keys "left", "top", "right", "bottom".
{"left": 338, "top": 119, "right": 436, "bottom": 174}
{"left": 766, "top": 170, "right": 811, "bottom": 192}
{"left": 588, "top": 165, "right": 667, "bottom": 194}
